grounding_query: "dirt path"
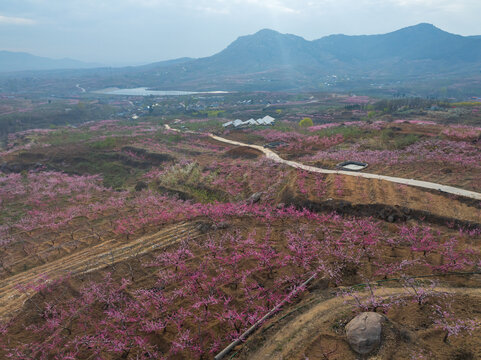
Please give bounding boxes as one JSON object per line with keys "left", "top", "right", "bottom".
{"left": 207, "top": 133, "right": 481, "bottom": 201}
{"left": 164, "top": 125, "right": 481, "bottom": 201}
{"left": 0, "top": 221, "right": 200, "bottom": 320}
{"left": 242, "top": 286, "right": 481, "bottom": 360}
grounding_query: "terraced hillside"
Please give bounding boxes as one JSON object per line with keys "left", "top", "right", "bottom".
{"left": 0, "top": 222, "right": 200, "bottom": 320}
{"left": 1, "top": 116, "right": 480, "bottom": 359}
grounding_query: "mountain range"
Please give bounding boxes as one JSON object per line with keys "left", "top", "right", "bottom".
{"left": 2, "top": 23, "right": 481, "bottom": 93}
{"left": 0, "top": 51, "right": 100, "bottom": 73}
{"left": 126, "top": 23, "right": 481, "bottom": 92}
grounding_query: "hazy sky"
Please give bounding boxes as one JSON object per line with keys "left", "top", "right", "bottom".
{"left": 1, "top": 0, "right": 481, "bottom": 65}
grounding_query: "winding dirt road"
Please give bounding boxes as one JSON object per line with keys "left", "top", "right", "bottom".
{"left": 164, "top": 124, "right": 481, "bottom": 201}
{"left": 240, "top": 286, "right": 481, "bottom": 360}
{"left": 208, "top": 133, "right": 481, "bottom": 201}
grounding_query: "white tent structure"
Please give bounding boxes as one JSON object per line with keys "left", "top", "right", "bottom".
{"left": 223, "top": 116, "right": 275, "bottom": 128}
{"left": 233, "top": 119, "right": 244, "bottom": 127}
{"left": 260, "top": 115, "right": 275, "bottom": 125}
{"left": 245, "top": 119, "right": 259, "bottom": 126}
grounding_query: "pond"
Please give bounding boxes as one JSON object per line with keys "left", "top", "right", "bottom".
{"left": 94, "top": 87, "right": 229, "bottom": 96}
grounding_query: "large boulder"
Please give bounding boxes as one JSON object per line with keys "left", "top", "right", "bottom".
{"left": 346, "top": 312, "right": 385, "bottom": 355}
{"left": 247, "top": 192, "right": 263, "bottom": 204}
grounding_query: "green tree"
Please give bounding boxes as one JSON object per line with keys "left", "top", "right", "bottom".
{"left": 299, "top": 117, "right": 313, "bottom": 127}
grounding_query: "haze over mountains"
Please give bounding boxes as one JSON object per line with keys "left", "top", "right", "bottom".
{"left": 2, "top": 23, "right": 481, "bottom": 93}
{"left": 141, "top": 23, "right": 481, "bottom": 90}
{"left": 192, "top": 22, "right": 481, "bottom": 74}
{"left": 0, "top": 51, "right": 101, "bottom": 73}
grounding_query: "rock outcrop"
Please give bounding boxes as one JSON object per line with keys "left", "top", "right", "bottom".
{"left": 346, "top": 312, "right": 385, "bottom": 354}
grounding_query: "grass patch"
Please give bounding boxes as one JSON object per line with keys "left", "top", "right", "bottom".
{"left": 392, "top": 133, "right": 419, "bottom": 149}
{"left": 46, "top": 131, "right": 95, "bottom": 146}
{"left": 157, "top": 132, "right": 184, "bottom": 144}
{"left": 314, "top": 125, "right": 365, "bottom": 139}
{"left": 67, "top": 153, "right": 138, "bottom": 189}
{"left": 380, "top": 129, "right": 420, "bottom": 149}
{"left": 450, "top": 102, "right": 481, "bottom": 107}
{"left": 89, "top": 137, "right": 119, "bottom": 150}
{"left": 178, "top": 119, "right": 224, "bottom": 132}
{"left": 185, "top": 185, "right": 227, "bottom": 203}
{"left": 240, "top": 132, "right": 266, "bottom": 144}
{"left": 271, "top": 122, "right": 295, "bottom": 132}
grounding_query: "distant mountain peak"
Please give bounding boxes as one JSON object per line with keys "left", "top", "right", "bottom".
{"left": 411, "top": 22, "right": 437, "bottom": 29}
{"left": 395, "top": 23, "right": 445, "bottom": 34}
{"left": 254, "top": 28, "right": 280, "bottom": 35}
{"left": 248, "top": 28, "right": 305, "bottom": 41}
{"left": 236, "top": 29, "right": 294, "bottom": 43}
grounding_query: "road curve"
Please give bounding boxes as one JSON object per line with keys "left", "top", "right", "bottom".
{"left": 165, "top": 124, "right": 481, "bottom": 201}
{"left": 243, "top": 286, "right": 481, "bottom": 360}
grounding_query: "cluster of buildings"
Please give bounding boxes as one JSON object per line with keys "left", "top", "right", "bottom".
{"left": 223, "top": 116, "right": 275, "bottom": 128}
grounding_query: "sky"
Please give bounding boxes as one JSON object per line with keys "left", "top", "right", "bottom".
{"left": 1, "top": 0, "right": 481, "bottom": 65}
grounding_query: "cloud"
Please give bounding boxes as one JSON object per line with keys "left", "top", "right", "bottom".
{"left": 123, "top": 0, "right": 299, "bottom": 14}
{"left": 1, "top": 0, "right": 480, "bottom": 63}
{"left": 0, "top": 14, "right": 35, "bottom": 25}
{"left": 386, "top": 0, "right": 470, "bottom": 12}
{"left": 196, "top": 6, "right": 230, "bottom": 15}
{"left": 240, "top": 0, "right": 300, "bottom": 14}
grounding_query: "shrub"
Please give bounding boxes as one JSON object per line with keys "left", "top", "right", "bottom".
{"left": 299, "top": 117, "right": 313, "bottom": 127}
